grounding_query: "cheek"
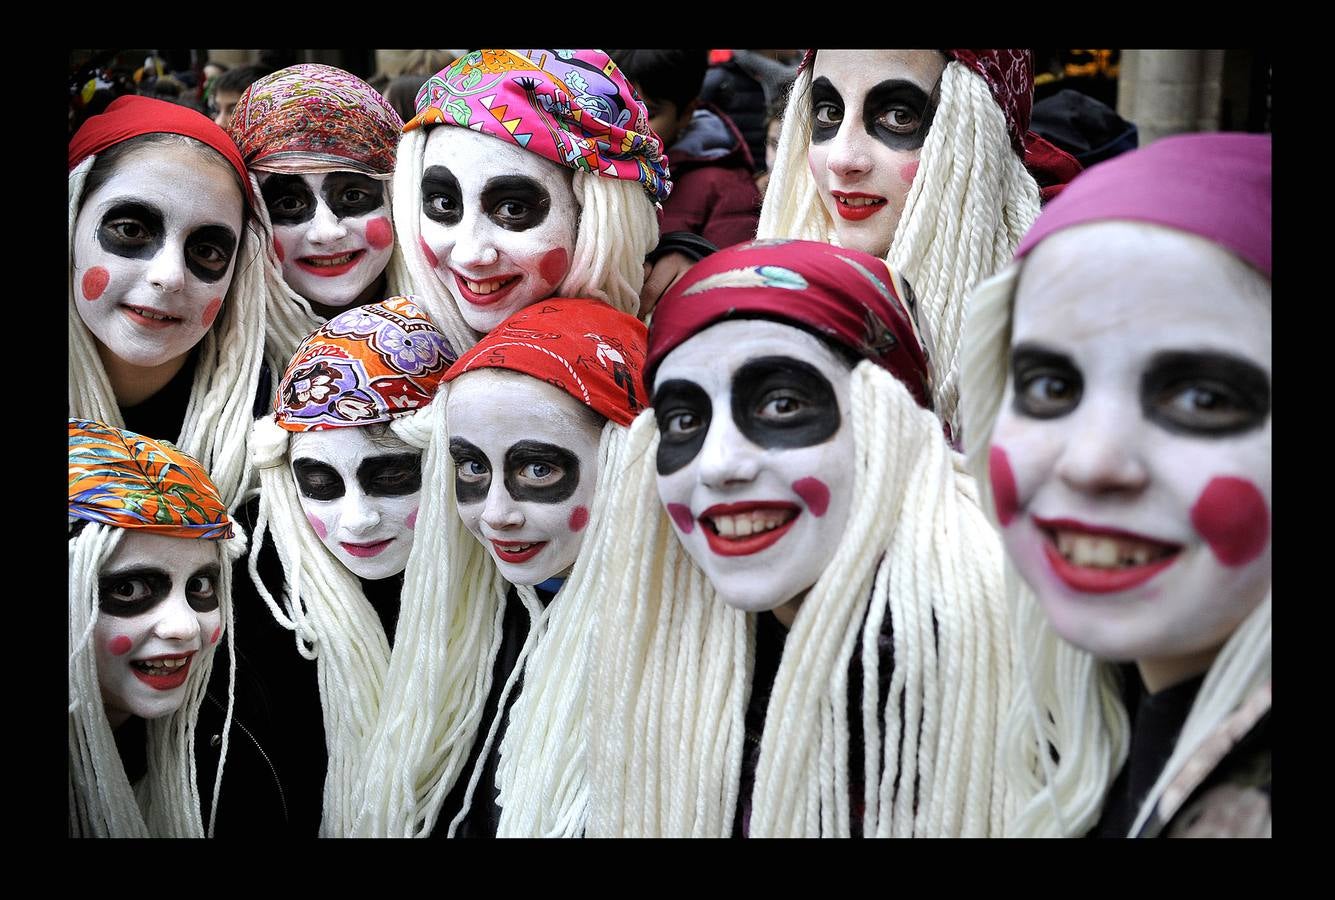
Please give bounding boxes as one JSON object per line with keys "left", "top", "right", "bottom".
{"left": 792, "top": 477, "right": 831, "bottom": 517}
{"left": 898, "top": 161, "right": 919, "bottom": 184}
{"left": 210, "top": 626, "right": 222, "bottom": 645}
{"left": 539, "top": 247, "right": 568, "bottom": 286}
{"left": 1190, "top": 476, "right": 1270, "bottom": 567}
{"left": 306, "top": 513, "right": 329, "bottom": 540}
{"left": 568, "top": 505, "right": 589, "bottom": 532}
{"left": 81, "top": 266, "right": 111, "bottom": 301}
{"left": 989, "top": 445, "right": 1019, "bottom": 527}
{"left": 807, "top": 147, "right": 828, "bottom": 186}
{"left": 108, "top": 635, "right": 133, "bottom": 656}
{"left": 666, "top": 502, "right": 695, "bottom": 533}
{"left": 273, "top": 238, "right": 285, "bottom": 263}
{"left": 201, "top": 297, "right": 222, "bottom": 328}
{"left": 365, "top": 216, "right": 393, "bottom": 250}
{"left": 418, "top": 235, "right": 440, "bottom": 268}
{"left": 406, "top": 507, "right": 418, "bottom": 529}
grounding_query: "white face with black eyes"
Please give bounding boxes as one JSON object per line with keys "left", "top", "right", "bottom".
{"left": 289, "top": 426, "right": 423, "bottom": 581}
{"left": 990, "top": 222, "right": 1272, "bottom": 689}
{"left": 652, "top": 319, "right": 856, "bottom": 613}
{"left": 260, "top": 171, "right": 395, "bottom": 316}
{"left": 446, "top": 369, "right": 604, "bottom": 586}
{"left": 807, "top": 50, "right": 946, "bottom": 258}
{"left": 92, "top": 532, "right": 224, "bottom": 728}
{"left": 419, "top": 126, "right": 579, "bottom": 335}
{"left": 72, "top": 141, "right": 244, "bottom": 369}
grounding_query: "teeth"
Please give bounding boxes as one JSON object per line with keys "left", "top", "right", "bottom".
{"left": 138, "top": 657, "right": 189, "bottom": 671}
{"left": 499, "top": 542, "right": 535, "bottom": 552}
{"left": 1052, "top": 529, "right": 1171, "bottom": 569}
{"left": 709, "top": 509, "right": 796, "bottom": 539}
{"left": 464, "top": 276, "right": 518, "bottom": 295}
{"left": 308, "top": 253, "right": 355, "bottom": 267}
{"left": 134, "top": 308, "right": 174, "bottom": 321}
{"left": 837, "top": 196, "right": 885, "bottom": 207}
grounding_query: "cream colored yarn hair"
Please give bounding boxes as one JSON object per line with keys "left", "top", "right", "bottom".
{"left": 352, "top": 390, "right": 632, "bottom": 837}
{"left": 585, "top": 360, "right": 1012, "bottom": 837}
{"left": 68, "top": 521, "right": 245, "bottom": 838}
{"left": 69, "top": 144, "right": 268, "bottom": 510}
{"left": 758, "top": 58, "right": 1042, "bottom": 436}
{"left": 246, "top": 409, "right": 431, "bottom": 837}
{"left": 391, "top": 127, "right": 659, "bottom": 354}
{"left": 959, "top": 264, "right": 1273, "bottom": 838}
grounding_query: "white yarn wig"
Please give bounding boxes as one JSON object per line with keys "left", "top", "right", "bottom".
{"left": 68, "top": 139, "right": 268, "bottom": 510}
{"left": 391, "top": 126, "right": 659, "bottom": 354}
{"left": 585, "top": 360, "right": 1012, "bottom": 837}
{"left": 246, "top": 409, "right": 433, "bottom": 837}
{"left": 68, "top": 521, "right": 246, "bottom": 837}
{"left": 352, "top": 391, "right": 634, "bottom": 837}
{"left": 959, "top": 264, "right": 1273, "bottom": 837}
{"left": 758, "top": 58, "right": 1042, "bottom": 436}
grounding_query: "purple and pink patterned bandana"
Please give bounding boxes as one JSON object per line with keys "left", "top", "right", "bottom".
{"left": 404, "top": 49, "right": 672, "bottom": 203}
{"left": 228, "top": 64, "right": 403, "bottom": 176}
{"left": 274, "top": 296, "right": 456, "bottom": 432}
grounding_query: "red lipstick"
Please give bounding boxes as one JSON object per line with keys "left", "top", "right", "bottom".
{"left": 491, "top": 540, "right": 547, "bottom": 563}
{"left": 296, "top": 250, "right": 366, "bottom": 277}
{"left": 122, "top": 304, "right": 181, "bottom": 330}
{"left": 131, "top": 652, "right": 194, "bottom": 691}
{"left": 831, "top": 191, "right": 888, "bottom": 221}
{"left": 452, "top": 270, "right": 522, "bottom": 307}
{"left": 1034, "top": 517, "right": 1181, "bottom": 595}
{"left": 700, "top": 502, "right": 800, "bottom": 557}
{"left": 341, "top": 538, "right": 393, "bottom": 558}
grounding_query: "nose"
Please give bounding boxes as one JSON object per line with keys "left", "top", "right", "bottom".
{"left": 339, "top": 489, "right": 383, "bottom": 536}
{"left": 1054, "top": 405, "right": 1151, "bottom": 496}
{"left": 451, "top": 214, "right": 501, "bottom": 269}
{"left": 153, "top": 591, "right": 202, "bottom": 643}
{"left": 145, "top": 245, "right": 186, "bottom": 294}
{"left": 696, "top": 413, "right": 761, "bottom": 489}
{"left": 481, "top": 482, "right": 525, "bottom": 531}
{"left": 306, "top": 198, "right": 349, "bottom": 246}
{"left": 825, "top": 123, "right": 874, "bottom": 180}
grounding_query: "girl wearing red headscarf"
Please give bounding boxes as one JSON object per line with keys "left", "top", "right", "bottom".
{"left": 759, "top": 50, "right": 1081, "bottom": 440}
{"left": 69, "top": 96, "right": 271, "bottom": 509}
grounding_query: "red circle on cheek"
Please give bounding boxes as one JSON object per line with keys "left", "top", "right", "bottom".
{"left": 202, "top": 297, "right": 222, "bottom": 328}
{"left": 82, "top": 267, "right": 110, "bottom": 301}
{"left": 667, "top": 503, "right": 695, "bottom": 533}
{"left": 568, "top": 505, "right": 589, "bottom": 532}
{"left": 899, "top": 161, "right": 920, "bottom": 183}
{"left": 406, "top": 508, "right": 418, "bottom": 529}
{"left": 210, "top": 626, "right": 222, "bottom": 645}
{"left": 539, "top": 248, "right": 569, "bottom": 286}
{"left": 366, "top": 217, "right": 393, "bottom": 250}
{"left": 989, "top": 445, "right": 1019, "bottom": 527}
{"left": 273, "top": 238, "right": 285, "bottom": 263}
{"left": 792, "top": 477, "right": 831, "bottom": 517}
{"left": 419, "top": 237, "right": 439, "bottom": 268}
{"left": 306, "top": 513, "right": 328, "bottom": 540}
{"left": 109, "top": 635, "right": 133, "bottom": 656}
{"left": 1190, "top": 476, "right": 1270, "bottom": 567}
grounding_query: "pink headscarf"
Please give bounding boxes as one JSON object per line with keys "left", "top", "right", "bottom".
{"left": 1014, "top": 132, "right": 1272, "bottom": 277}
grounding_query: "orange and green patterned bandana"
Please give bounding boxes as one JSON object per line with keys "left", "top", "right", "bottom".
{"left": 68, "top": 419, "right": 234, "bottom": 540}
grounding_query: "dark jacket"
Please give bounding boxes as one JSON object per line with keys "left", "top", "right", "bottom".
{"left": 661, "top": 105, "right": 761, "bottom": 251}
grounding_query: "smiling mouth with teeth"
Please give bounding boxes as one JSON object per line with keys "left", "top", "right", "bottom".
{"left": 130, "top": 653, "right": 194, "bottom": 690}
{"left": 490, "top": 539, "right": 547, "bottom": 564}
{"left": 1034, "top": 517, "right": 1182, "bottom": 594}
{"left": 453, "top": 271, "right": 521, "bottom": 304}
{"left": 297, "top": 250, "right": 365, "bottom": 276}
{"left": 700, "top": 503, "right": 800, "bottom": 557}
{"left": 124, "top": 304, "right": 181, "bottom": 326}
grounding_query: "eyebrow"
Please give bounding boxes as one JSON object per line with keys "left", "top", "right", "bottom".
{"left": 448, "top": 437, "right": 487, "bottom": 458}
{"left": 810, "top": 76, "right": 842, "bottom": 102}
{"left": 1141, "top": 349, "right": 1271, "bottom": 400}
{"left": 357, "top": 452, "right": 420, "bottom": 473}
{"left": 100, "top": 197, "right": 233, "bottom": 230}
{"left": 1010, "top": 342, "right": 1078, "bottom": 371}
{"left": 100, "top": 565, "right": 170, "bottom": 580}
{"left": 863, "top": 78, "right": 933, "bottom": 109}
{"left": 506, "top": 440, "right": 574, "bottom": 460}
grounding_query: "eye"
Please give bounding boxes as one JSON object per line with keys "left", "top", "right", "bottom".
{"left": 519, "top": 461, "right": 561, "bottom": 484}
{"left": 1016, "top": 371, "right": 1082, "bottom": 419}
{"left": 813, "top": 102, "right": 842, "bottom": 128}
{"left": 1155, "top": 380, "right": 1258, "bottom": 432}
{"left": 425, "top": 194, "right": 457, "bottom": 216}
{"left": 187, "top": 241, "right": 230, "bottom": 271}
{"left": 270, "top": 194, "right": 308, "bottom": 215}
{"left": 876, "top": 106, "right": 921, "bottom": 134}
{"left": 757, "top": 390, "right": 805, "bottom": 420}
{"left": 107, "top": 577, "right": 151, "bottom": 604}
{"left": 494, "top": 199, "right": 530, "bottom": 221}
{"left": 186, "top": 574, "right": 219, "bottom": 612}
{"left": 457, "top": 459, "right": 490, "bottom": 482}
{"left": 343, "top": 188, "right": 369, "bottom": 204}
{"left": 664, "top": 410, "right": 703, "bottom": 437}
{"left": 104, "top": 218, "right": 151, "bottom": 244}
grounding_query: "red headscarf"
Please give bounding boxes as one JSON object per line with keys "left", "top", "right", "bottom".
{"left": 68, "top": 95, "right": 255, "bottom": 206}
{"left": 445, "top": 299, "right": 649, "bottom": 427}
{"left": 798, "top": 49, "right": 1080, "bottom": 202}
{"left": 647, "top": 239, "right": 932, "bottom": 410}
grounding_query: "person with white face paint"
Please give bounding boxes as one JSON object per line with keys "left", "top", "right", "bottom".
{"left": 69, "top": 96, "right": 271, "bottom": 508}
{"left": 353, "top": 299, "right": 648, "bottom": 837}
{"left": 393, "top": 49, "right": 671, "bottom": 354}
{"left": 759, "top": 50, "right": 1081, "bottom": 440}
{"left": 960, "top": 132, "right": 1272, "bottom": 838}
{"left": 228, "top": 64, "right": 413, "bottom": 375}
{"left": 244, "top": 297, "right": 453, "bottom": 836}
{"left": 69, "top": 419, "right": 245, "bottom": 837}
{"left": 582, "top": 239, "right": 1011, "bottom": 838}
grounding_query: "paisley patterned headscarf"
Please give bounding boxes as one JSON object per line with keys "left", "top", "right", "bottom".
{"left": 228, "top": 64, "right": 403, "bottom": 177}
{"left": 274, "top": 295, "right": 455, "bottom": 431}
{"left": 404, "top": 49, "right": 671, "bottom": 203}
{"left": 68, "top": 418, "right": 234, "bottom": 540}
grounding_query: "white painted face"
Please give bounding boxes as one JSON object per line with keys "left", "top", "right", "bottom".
{"left": 260, "top": 171, "right": 395, "bottom": 315}
{"left": 93, "top": 531, "right": 224, "bottom": 727}
{"left": 419, "top": 127, "right": 579, "bottom": 335}
{"left": 289, "top": 426, "right": 422, "bottom": 580}
{"left": 807, "top": 50, "right": 947, "bottom": 258}
{"left": 72, "top": 140, "right": 245, "bottom": 369}
{"left": 991, "top": 222, "right": 1272, "bottom": 680}
{"left": 446, "top": 369, "right": 604, "bottom": 586}
{"left": 653, "top": 319, "right": 856, "bottom": 612}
